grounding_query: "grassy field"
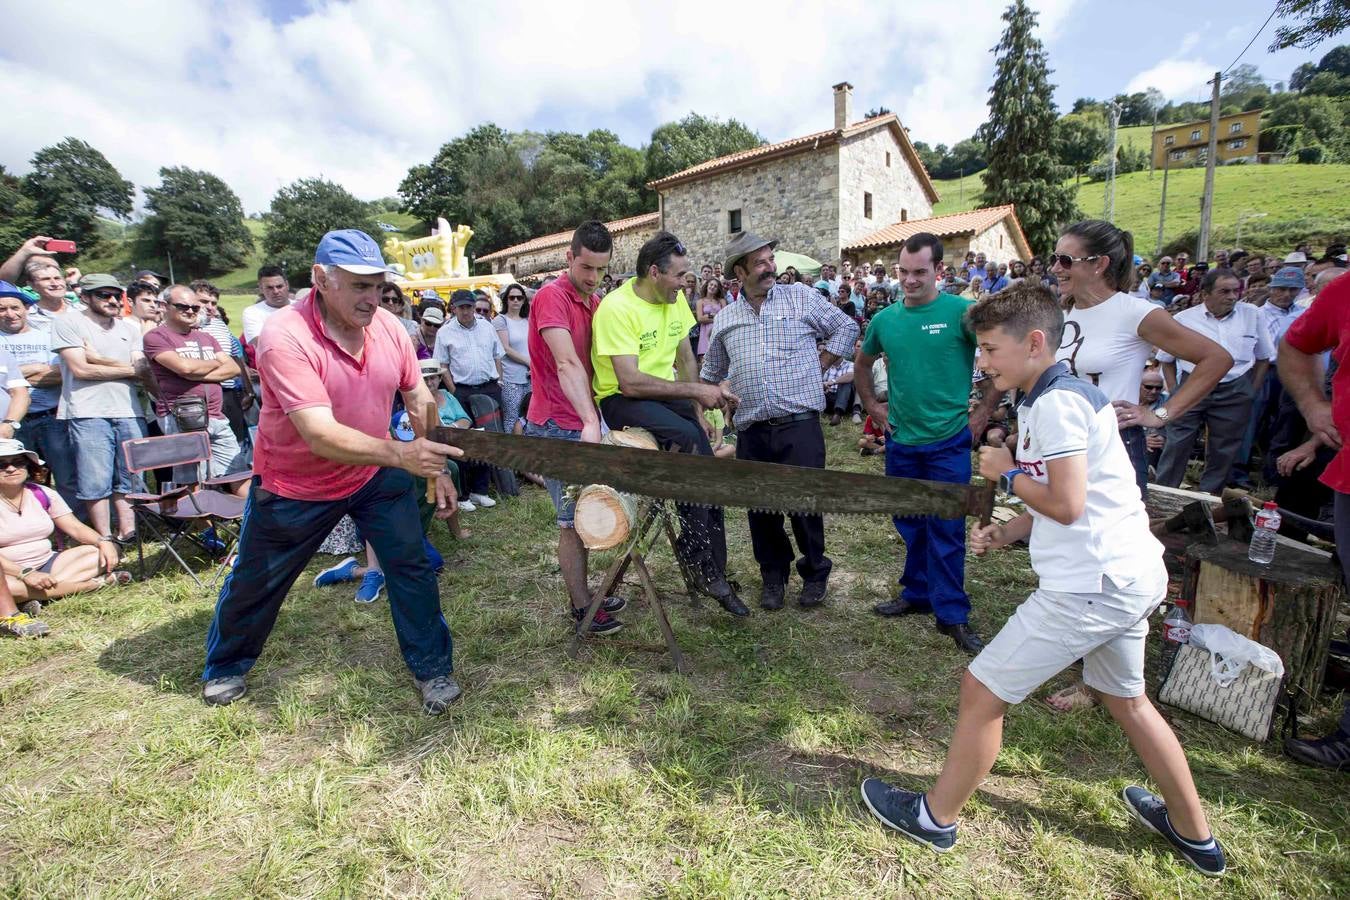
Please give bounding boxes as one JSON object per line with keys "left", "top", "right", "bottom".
{"left": 1, "top": 425, "right": 1346, "bottom": 896}
{"left": 931, "top": 162, "right": 1350, "bottom": 257}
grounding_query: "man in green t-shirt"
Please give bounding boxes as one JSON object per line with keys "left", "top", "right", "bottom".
{"left": 592, "top": 231, "right": 746, "bottom": 617}
{"left": 855, "top": 233, "right": 1002, "bottom": 655}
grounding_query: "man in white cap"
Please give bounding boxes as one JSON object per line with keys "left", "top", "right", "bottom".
{"left": 202, "top": 229, "right": 465, "bottom": 715}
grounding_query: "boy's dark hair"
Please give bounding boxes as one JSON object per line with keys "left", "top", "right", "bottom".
{"left": 257, "top": 264, "right": 286, "bottom": 282}
{"left": 636, "top": 231, "right": 687, "bottom": 277}
{"left": 967, "top": 281, "right": 1065, "bottom": 348}
{"left": 570, "top": 220, "right": 613, "bottom": 257}
{"left": 1200, "top": 266, "right": 1239, "bottom": 293}
{"left": 902, "top": 232, "right": 944, "bottom": 263}
{"left": 189, "top": 279, "right": 219, "bottom": 298}
{"left": 1061, "top": 220, "right": 1134, "bottom": 291}
{"left": 126, "top": 281, "right": 159, "bottom": 301}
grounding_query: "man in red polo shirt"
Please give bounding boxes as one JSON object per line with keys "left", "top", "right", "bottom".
{"left": 202, "top": 230, "right": 465, "bottom": 714}
{"left": 1280, "top": 269, "right": 1350, "bottom": 768}
{"left": 523, "top": 221, "right": 627, "bottom": 635}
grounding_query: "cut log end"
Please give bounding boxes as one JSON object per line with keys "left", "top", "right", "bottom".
{"left": 574, "top": 485, "right": 639, "bottom": 550}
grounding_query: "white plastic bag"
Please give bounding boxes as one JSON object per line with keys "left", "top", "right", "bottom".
{"left": 1188, "top": 623, "right": 1285, "bottom": 687}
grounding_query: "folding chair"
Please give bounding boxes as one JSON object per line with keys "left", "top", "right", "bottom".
{"left": 121, "top": 432, "right": 250, "bottom": 588}
{"left": 466, "top": 393, "right": 520, "bottom": 497}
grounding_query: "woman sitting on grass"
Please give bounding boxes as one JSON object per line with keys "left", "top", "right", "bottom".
{"left": 0, "top": 439, "right": 129, "bottom": 616}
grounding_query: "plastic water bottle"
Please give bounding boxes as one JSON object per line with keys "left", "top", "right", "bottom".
{"left": 1248, "top": 501, "right": 1281, "bottom": 565}
{"left": 1161, "top": 600, "right": 1192, "bottom": 670}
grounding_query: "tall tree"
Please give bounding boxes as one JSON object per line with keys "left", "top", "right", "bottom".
{"left": 1053, "top": 115, "right": 1109, "bottom": 185}
{"left": 398, "top": 123, "right": 512, "bottom": 231}
{"left": 644, "top": 113, "right": 763, "bottom": 183}
{"left": 979, "top": 0, "right": 1078, "bottom": 253}
{"left": 22, "top": 138, "right": 133, "bottom": 254}
{"left": 0, "top": 164, "right": 33, "bottom": 252}
{"left": 139, "top": 167, "right": 253, "bottom": 279}
{"left": 263, "top": 178, "right": 380, "bottom": 283}
{"left": 1270, "top": 0, "right": 1350, "bottom": 50}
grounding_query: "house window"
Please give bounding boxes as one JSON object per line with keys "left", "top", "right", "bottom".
{"left": 900, "top": 209, "right": 908, "bottom": 222}
{"left": 1164, "top": 135, "right": 1175, "bottom": 146}
{"left": 1191, "top": 129, "right": 1202, "bottom": 140}
{"left": 728, "top": 209, "right": 742, "bottom": 234}
{"left": 885, "top": 151, "right": 892, "bottom": 168}
{"left": 1229, "top": 122, "right": 1242, "bottom": 133}
{"left": 863, "top": 192, "right": 872, "bottom": 219}
{"left": 998, "top": 235, "right": 1004, "bottom": 249}
{"left": 1229, "top": 138, "right": 1247, "bottom": 150}
{"left": 1171, "top": 150, "right": 1186, "bottom": 161}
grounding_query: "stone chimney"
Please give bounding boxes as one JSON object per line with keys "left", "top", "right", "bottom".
{"left": 832, "top": 82, "right": 853, "bottom": 131}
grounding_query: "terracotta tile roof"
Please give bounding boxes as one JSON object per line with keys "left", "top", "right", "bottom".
{"left": 844, "top": 205, "right": 1031, "bottom": 260}
{"left": 477, "top": 211, "right": 660, "bottom": 262}
{"left": 646, "top": 114, "right": 939, "bottom": 203}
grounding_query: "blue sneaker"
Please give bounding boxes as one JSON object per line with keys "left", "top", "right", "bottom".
{"left": 860, "top": 778, "right": 957, "bottom": 852}
{"left": 423, "top": 537, "right": 444, "bottom": 574}
{"left": 314, "top": 556, "right": 359, "bottom": 587}
{"left": 200, "top": 527, "right": 228, "bottom": 555}
{"left": 1122, "top": 786, "right": 1226, "bottom": 877}
{"left": 355, "top": 570, "right": 385, "bottom": 604}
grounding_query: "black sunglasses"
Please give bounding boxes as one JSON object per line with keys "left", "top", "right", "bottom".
{"left": 1050, "top": 254, "right": 1101, "bottom": 269}
{"left": 91, "top": 289, "right": 122, "bottom": 300}
{"left": 171, "top": 302, "right": 202, "bottom": 313}
{"left": 1141, "top": 384, "right": 1163, "bottom": 391}
{"left": 0, "top": 456, "right": 29, "bottom": 470}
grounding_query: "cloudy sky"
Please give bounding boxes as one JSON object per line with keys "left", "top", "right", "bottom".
{"left": 0, "top": 0, "right": 1324, "bottom": 214}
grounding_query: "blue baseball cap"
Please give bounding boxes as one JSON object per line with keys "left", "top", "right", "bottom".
{"left": 314, "top": 229, "right": 395, "bottom": 275}
{"left": 0, "top": 281, "right": 25, "bottom": 301}
{"left": 1269, "top": 266, "right": 1306, "bottom": 289}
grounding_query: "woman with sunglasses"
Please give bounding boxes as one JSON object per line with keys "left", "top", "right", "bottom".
{"left": 379, "top": 283, "right": 419, "bottom": 338}
{"left": 492, "top": 285, "right": 532, "bottom": 434}
{"left": 1044, "top": 220, "right": 1229, "bottom": 714}
{"left": 0, "top": 439, "right": 130, "bottom": 625}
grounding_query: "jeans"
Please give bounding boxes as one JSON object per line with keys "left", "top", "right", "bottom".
{"left": 1119, "top": 425, "right": 1149, "bottom": 500}
{"left": 523, "top": 418, "right": 582, "bottom": 526}
{"left": 24, "top": 411, "right": 79, "bottom": 511}
{"left": 737, "top": 416, "right": 831, "bottom": 584}
{"left": 203, "top": 467, "right": 453, "bottom": 681}
{"left": 885, "top": 427, "right": 972, "bottom": 626}
{"left": 599, "top": 394, "right": 727, "bottom": 571}
{"left": 67, "top": 416, "right": 148, "bottom": 500}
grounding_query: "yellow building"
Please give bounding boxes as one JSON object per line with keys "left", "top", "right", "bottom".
{"left": 1152, "top": 110, "right": 1262, "bottom": 169}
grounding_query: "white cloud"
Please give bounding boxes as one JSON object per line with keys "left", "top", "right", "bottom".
{"left": 0, "top": 0, "right": 1079, "bottom": 214}
{"left": 1125, "top": 60, "right": 1218, "bottom": 101}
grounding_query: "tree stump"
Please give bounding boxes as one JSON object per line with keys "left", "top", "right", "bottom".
{"left": 574, "top": 485, "right": 639, "bottom": 550}
{"left": 1183, "top": 537, "right": 1342, "bottom": 708}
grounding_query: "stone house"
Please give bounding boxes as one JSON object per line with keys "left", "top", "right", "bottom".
{"left": 844, "top": 205, "right": 1033, "bottom": 267}
{"left": 476, "top": 212, "right": 659, "bottom": 277}
{"left": 648, "top": 83, "right": 939, "bottom": 268}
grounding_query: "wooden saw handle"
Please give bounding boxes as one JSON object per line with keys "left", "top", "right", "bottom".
{"left": 975, "top": 477, "right": 996, "bottom": 527}
{"left": 420, "top": 401, "right": 438, "bottom": 505}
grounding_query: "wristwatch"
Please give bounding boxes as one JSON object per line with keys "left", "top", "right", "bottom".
{"left": 1153, "top": 406, "right": 1169, "bottom": 423}
{"left": 2, "top": 419, "right": 20, "bottom": 431}
{"left": 999, "top": 467, "right": 1023, "bottom": 496}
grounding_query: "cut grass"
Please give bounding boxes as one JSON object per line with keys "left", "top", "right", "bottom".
{"left": 0, "top": 425, "right": 1346, "bottom": 896}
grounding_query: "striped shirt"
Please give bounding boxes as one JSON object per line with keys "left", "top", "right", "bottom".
{"left": 200, "top": 317, "right": 241, "bottom": 389}
{"left": 700, "top": 282, "right": 858, "bottom": 430}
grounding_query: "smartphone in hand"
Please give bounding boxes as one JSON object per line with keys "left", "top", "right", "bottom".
{"left": 42, "top": 239, "right": 77, "bottom": 254}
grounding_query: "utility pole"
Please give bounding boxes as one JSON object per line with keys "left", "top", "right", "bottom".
{"left": 1148, "top": 100, "right": 1159, "bottom": 179}
{"left": 959, "top": 166, "right": 964, "bottom": 205}
{"left": 1104, "top": 100, "right": 1121, "bottom": 222}
{"left": 1197, "top": 70, "right": 1221, "bottom": 263}
{"left": 1156, "top": 151, "right": 1171, "bottom": 256}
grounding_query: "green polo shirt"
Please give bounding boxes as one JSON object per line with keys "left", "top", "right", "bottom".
{"left": 861, "top": 291, "right": 976, "bottom": 446}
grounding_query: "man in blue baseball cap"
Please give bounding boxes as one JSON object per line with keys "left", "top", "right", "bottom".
{"left": 202, "top": 229, "right": 467, "bottom": 715}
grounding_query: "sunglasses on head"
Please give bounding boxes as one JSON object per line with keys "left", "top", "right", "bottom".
{"left": 1050, "top": 254, "right": 1101, "bottom": 269}
{"left": 171, "top": 302, "right": 202, "bottom": 313}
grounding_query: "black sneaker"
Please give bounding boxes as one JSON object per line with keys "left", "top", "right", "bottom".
{"left": 601, "top": 596, "right": 627, "bottom": 614}
{"left": 1121, "top": 786, "right": 1226, "bottom": 877}
{"left": 571, "top": 606, "right": 624, "bottom": 636}
{"left": 797, "top": 581, "right": 828, "bottom": 608}
{"left": 760, "top": 580, "right": 786, "bottom": 611}
{"left": 860, "top": 779, "right": 956, "bottom": 852}
{"left": 1284, "top": 728, "right": 1350, "bottom": 770}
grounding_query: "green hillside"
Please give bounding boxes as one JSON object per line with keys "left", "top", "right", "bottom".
{"left": 931, "top": 163, "right": 1350, "bottom": 257}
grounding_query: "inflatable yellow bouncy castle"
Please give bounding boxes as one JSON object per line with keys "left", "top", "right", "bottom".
{"left": 383, "top": 216, "right": 516, "bottom": 304}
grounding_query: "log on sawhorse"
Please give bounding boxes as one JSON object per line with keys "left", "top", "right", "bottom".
{"left": 567, "top": 499, "right": 698, "bottom": 675}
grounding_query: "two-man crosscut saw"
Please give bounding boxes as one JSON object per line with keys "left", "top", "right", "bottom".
{"left": 428, "top": 426, "right": 995, "bottom": 522}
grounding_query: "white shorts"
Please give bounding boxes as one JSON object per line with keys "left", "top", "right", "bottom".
{"left": 968, "top": 572, "right": 1166, "bottom": 705}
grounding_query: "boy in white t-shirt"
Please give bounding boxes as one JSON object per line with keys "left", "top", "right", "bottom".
{"left": 860, "top": 283, "right": 1226, "bottom": 877}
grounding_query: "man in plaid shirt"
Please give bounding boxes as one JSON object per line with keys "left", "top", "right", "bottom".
{"left": 701, "top": 233, "right": 858, "bottom": 611}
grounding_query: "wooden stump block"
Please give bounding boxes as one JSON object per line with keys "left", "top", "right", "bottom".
{"left": 1183, "top": 537, "right": 1342, "bottom": 706}
{"left": 574, "top": 485, "right": 639, "bottom": 550}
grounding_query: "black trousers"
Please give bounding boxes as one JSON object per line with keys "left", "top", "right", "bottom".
{"left": 453, "top": 380, "right": 503, "bottom": 495}
{"left": 737, "top": 416, "right": 832, "bottom": 584}
{"left": 221, "top": 387, "right": 250, "bottom": 445}
{"left": 599, "top": 394, "right": 727, "bottom": 572}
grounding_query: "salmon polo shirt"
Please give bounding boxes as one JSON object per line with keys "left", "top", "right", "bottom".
{"left": 253, "top": 292, "right": 419, "bottom": 500}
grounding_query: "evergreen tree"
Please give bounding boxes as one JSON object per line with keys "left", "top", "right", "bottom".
{"left": 23, "top": 138, "right": 133, "bottom": 254}
{"left": 140, "top": 166, "right": 253, "bottom": 278}
{"left": 263, "top": 178, "right": 380, "bottom": 283}
{"left": 978, "top": 0, "right": 1079, "bottom": 253}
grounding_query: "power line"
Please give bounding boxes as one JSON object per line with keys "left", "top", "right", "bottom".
{"left": 1221, "top": 8, "right": 1279, "bottom": 76}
